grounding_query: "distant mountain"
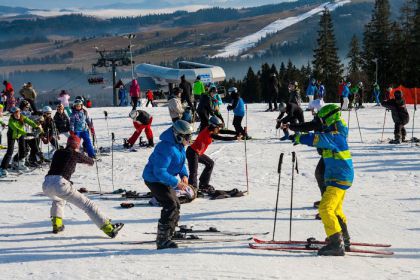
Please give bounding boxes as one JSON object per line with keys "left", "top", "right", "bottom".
{"left": 0, "top": 5, "right": 31, "bottom": 15}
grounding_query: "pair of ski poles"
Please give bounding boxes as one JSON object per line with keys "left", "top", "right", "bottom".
{"left": 272, "top": 151, "right": 299, "bottom": 241}
{"left": 347, "top": 108, "right": 363, "bottom": 143}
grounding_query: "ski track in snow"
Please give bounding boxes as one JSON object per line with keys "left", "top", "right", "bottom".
{"left": 212, "top": 1, "right": 351, "bottom": 58}
{"left": 0, "top": 103, "right": 419, "bottom": 279}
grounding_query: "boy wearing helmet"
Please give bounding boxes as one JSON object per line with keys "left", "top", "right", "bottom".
{"left": 292, "top": 104, "right": 354, "bottom": 256}
{"left": 69, "top": 99, "right": 95, "bottom": 158}
{"left": 124, "top": 110, "right": 154, "bottom": 148}
{"left": 275, "top": 102, "right": 304, "bottom": 141}
{"left": 186, "top": 116, "right": 240, "bottom": 191}
{"left": 142, "top": 120, "right": 193, "bottom": 249}
{"left": 381, "top": 90, "right": 409, "bottom": 144}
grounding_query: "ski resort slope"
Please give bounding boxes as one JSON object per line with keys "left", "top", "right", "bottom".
{"left": 0, "top": 103, "right": 419, "bottom": 279}
{"left": 212, "top": 1, "right": 351, "bottom": 58}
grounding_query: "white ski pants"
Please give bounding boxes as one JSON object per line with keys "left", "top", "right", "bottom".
{"left": 342, "top": 97, "right": 349, "bottom": 110}
{"left": 308, "top": 95, "right": 314, "bottom": 103}
{"left": 42, "top": 175, "right": 108, "bottom": 228}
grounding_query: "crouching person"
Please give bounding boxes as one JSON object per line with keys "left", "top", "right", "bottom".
{"left": 124, "top": 110, "right": 154, "bottom": 148}
{"left": 142, "top": 120, "right": 192, "bottom": 249}
{"left": 42, "top": 135, "right": 124, "bottom": 237}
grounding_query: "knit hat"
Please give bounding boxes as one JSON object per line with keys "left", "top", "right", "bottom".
{"left": 67, "top": 135, "right": 81, "bottom": 149}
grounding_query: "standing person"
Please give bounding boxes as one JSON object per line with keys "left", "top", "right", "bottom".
{"left": 0, "top": 104, "right": 6, "bottom": 149}
{"left": 54, "top": 104, "right": 70, "bottom": 138}
{"left": 196, "top": 87, "right": 215, "bottom": 132}
{"left": 187, "top": 116, "right": 239, "bottom": 191}
{"left": 227, "top": 87, "right": 249, "bottom": 139}
{"left": 275, "top": 102, "right": 304, "bottom": 140}
{"left": 291, "top": 104, "right": 353, "bottom": 256}
{"left": 356, "top": 82, "right": 364, "bottom": 108}
{"left": 210, "top": 86, "right": 225, "bottom": 125}
{"left": 57, "top": 90, "right": 71, "bottom": 116}
{"left": 2, "top": 80, "right": 16, "bottom": 111}
{"left": 341, "top": 82, "right": 351, "bottom": 110}
{"left": 267, "top": 73, "right": 279, "bottom": 112}
{"left": 19, "top": 82, "right": 40, "bottom": 114}
{"left": 146, "top": 89, "right": 154, "bottom": 107}
{"left": 42, "top": 134, "right": 124, "bottom": 236}
{"left": 373, "top": 83, "right": 381, "bottom": 106}
{"left": 130, "top": 78, "right": 140, "bottom": 111}
{"left": 142, "top": 120, "right": 192, "bottom": 249}
{"left": 179, "top": 75, "right": 194, "bottom": 109}
{"left": 124, "top": 110, "right": 154, "bottom": 148}
{"left": 0, "top": 107, "right": 41, "bottom": 176}
{"left": 317, "top": 81, "right": 326, "bottom": 100}
{"left": 381, "top": 90, "right": 409, "bottom": 144}
{"left": 349, "top": 83, "right": 358, "bottom": 109}
{"left": 306, "top": 78, "right": 318, "bottom": 107}
{"left": 288, "top": 81, "right": 302, "bottom": 107}
{"left": 115, "top": 80, "right": 128, "bottom": 107}
{"left": 69, "top": 99, "right": 95, "bottom": 158}
{"left": 338, "top": 79, "right": 345, "bottom": 107}
{"left": 168, "top": 87, "right": 184, "bottom": 122}
{"left": 192, "top": 76, "right": 205, "bottom": 110}
{"left": 40, "top": 106, "right": 59, "bottom": 152}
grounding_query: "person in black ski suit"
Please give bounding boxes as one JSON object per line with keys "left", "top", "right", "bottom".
{"left": 381, "top": 90, "right": 410, "bottom": 144}
{"left": 54, "top": 104, "right": 70, "bottom": 136}
{"left": 179, "top": 75, "right": 194, "bottom": 110}
{"left": 267, "top": 73, "right": 279, "bottom": 111}
{"left": 196, "top": 88, "right": 215, "bottom": 132}
{"left": 276, "top": 102, "right": 304, "bottom": 140}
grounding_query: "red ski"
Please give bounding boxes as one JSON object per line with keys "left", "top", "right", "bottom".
{"left": 253, "top": 237, "right": 391, "bottom": 248}
{"left": 249, "top": 243, "right": 394, "bottom": 256}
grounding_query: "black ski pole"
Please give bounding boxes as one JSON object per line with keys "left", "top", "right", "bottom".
{"left": 104, "top": 110, "right": 110, "bottom": 136}
{"left": 411, "top": 88, "right": 417, "bottom": 147}
{"left": 272, "top": 152, "right": 284, "bottom": 241}
{"left": 227, "top": 108, "right": 230, "bottom": 130}
{"left": 354, "top": 108, "right": 363, "bottom": 143}
{"left": 381, "top": 110, "right": 387, "bottom": 143}
{"left": 111, "top": 132, "right": 115, "bottom": 191}
{"left": 244, "top": 104, "right": 249, "bottom": 194}
{"left": 289, "top": 151, "right": 299, "bottom": 241}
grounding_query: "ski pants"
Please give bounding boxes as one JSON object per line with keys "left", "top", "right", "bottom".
{"left": 314, "top": 158, "right": 326, "bottom": 195}
{"left": 127, "top": 118, "right": 153, "bottom": 146}
{"left": 26, "top": 138, "right": 42, "bottom": 163}
{"left": 342, "top": 97, "right": 349, "bottom": 110}
{"left": 145, "top": 181, "right": 180, "bottom": 231}
{"left": 307, "top": 95, "right": 314, "bottom": 104}
{"left": 1, "top": 131, "right": 26, "bottom": 169}
{"left": 394, "top": 121, "right": 408, "bottom": 141}
{"left": 268, "top": 95, "right": 278, "bottom": 110}
{"left": 186, "top": 146, "right": 214, "bottom": 188}
{"left": 233, "top": 115, "right": 246, "bottom": 136}
{"left": 374, "top": 93, "right": 380, "bottom": 105}
{"left": 42, "top": 175, "right": 108, "bottom": 228}
{"left": 193, "top": 95, "right": 200, "bottom": 111}
{"left": 131, "top": 96, "right": 139, "bottom": 111}
{"left": 74, "top": 130, "right": 95, "bottom": 157}
{"left": 319, "top": 186, "right": 347, "bottom": 237}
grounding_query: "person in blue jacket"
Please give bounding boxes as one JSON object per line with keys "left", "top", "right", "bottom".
{"left": 306, "top": 78, "right": 318, "bottom": 105}
{"left": 227, "top": 87, "right": 250, "bottom": 139}
{"left": 373, "top": 83, "right": 381, "bottom": 106}
{"left": 142, "top": 120, "right": 193, "bottom": 250}
{"left": 69, "top": 99, "right": 95, "bottom": 158}
{"left": 341, "top": 82, "right": 351, "bottom": 110}
{"left": 317, "top": 80, "right": 326, "bottom": 100}
{"left": 292, "top": 104, "right": 354, "bottom": 256}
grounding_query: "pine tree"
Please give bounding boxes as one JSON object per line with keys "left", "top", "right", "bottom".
{"left": 242, "top": 67, "right": 261, "bottom": 102}
{"left": 347, "top": 35, "right": 362, "bottom": 83}
{"left": 406, "top": 0, "right": 420, "bottom": 87}
{"left": 312, "top": 8, "right": 343, "bottom": 102}
{"left": 259, "top": 63, "right": 271, "bottom": 103}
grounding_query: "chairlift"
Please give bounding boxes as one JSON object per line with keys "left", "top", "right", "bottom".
{"left": 87, "top": 66, "right": 105, "bottom": 85}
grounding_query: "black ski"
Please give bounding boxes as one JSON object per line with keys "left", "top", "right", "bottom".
{"left": 143, "top": 226, "right": 269, "bottom": 236}
{"left": 122, "top": 237, "right": 252, "bottom": 245}
{"left": 0, "top": 178, "right": 18, "bottom": 182}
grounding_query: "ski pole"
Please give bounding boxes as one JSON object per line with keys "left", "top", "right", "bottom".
{"left": 289, "top": 151, "right": 299, "bottom": 241}
{"left": 111, "top": 132, "right": 115, "bottom": 191}
{"left": 354, "top": 108, "right": 363, "bottom": 143}
{"left": 381, "top": 110, "right": 387, "bottom": 143}
{"left": 272, "top": 152, "right": 284, "bottom": 241}
{"left": 104, "top": 110, "right": 110, "bottom": 136}
{"left": 244, "top": 104, "right": 249, "bottom": 194}
{"left": 227, "top": 107, "right": 230, "bottom": 130}
{"left": 411, "top": 88, "right": 417, "bottom": 147}
{"left": 91, "top": 121, "right": 102, "bottom": 194}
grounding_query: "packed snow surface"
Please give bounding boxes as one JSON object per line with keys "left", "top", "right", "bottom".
{"left": 0, "top": 103, "right": 419, "bottom": 279}
{"left": 212, "top": 1, "right": 351, "bottom": 58}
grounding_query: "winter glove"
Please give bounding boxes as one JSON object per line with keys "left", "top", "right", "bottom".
{"left": 290, "top": 133, "right": 301, "bottom": 145}
{"left": 227, "top": 105, "right": 233, "bottom": 111}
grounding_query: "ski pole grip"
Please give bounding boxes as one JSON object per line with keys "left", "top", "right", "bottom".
{"left": 292, "top": 151, "right": 296, "bottom": 163}
{"left": 104, "top": 111, "right": 108, "bottom": 118}
{"left": 111, "top": 132, "right": 115, "bottom": 141}
{"left": 277, "top": 153, "right": 284, "bottom": 173}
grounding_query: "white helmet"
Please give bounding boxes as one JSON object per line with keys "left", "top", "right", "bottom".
{"left": 42, "top": 106, "right": 53, "bottom": 114}
{"left": 228, "top": 87, "right": 238, "bottom": 94}
{"left": 173, "top": 120, "right": 193, "bottom": 143}
{"left": 129, "top": 110, "right": 138, "bottom": 120}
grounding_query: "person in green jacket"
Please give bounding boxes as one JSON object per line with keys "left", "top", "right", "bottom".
{"left": 0, "top": 106, "right": 42, "bottom": 176}
{"left": 349, "top": 84, "right": 359, "bottom": 109}
{"left": 192, "top": 75, "right": 205, "bottom": 111}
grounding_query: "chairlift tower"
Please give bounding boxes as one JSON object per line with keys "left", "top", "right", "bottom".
{"left": 92, "top": 47, "right": 133, "bottom": 106}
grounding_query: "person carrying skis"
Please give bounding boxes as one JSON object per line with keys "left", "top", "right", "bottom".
{"left": 54, "top": 104, "right": 70, "bottom": 138}
{"left": 19, "top": 82, "right": 40, "bottom": 115}
{"left": 227, "top": 87, "right": 250, "bottom": 139}
{"left": 373, "top": 83, "right": 381, "bottom": 106}
{"left": 197, "top": 87, "right": 215, "bottom": 132}
{"left": 267, "top": 73, "right": 279, "bottom": 112}
{"left": 42, "top": 134, "right": 124, "bottom": 237}
{"left": 168, "top": 87, "right": 184, "bottom": 122}
{"left": 341, "top": 82, "right": 351, "bottom": 110}
{"left": 57, "top": 90, "right": 71, "bottom": 115}
{"left": 69, "top": 99, "right": 95, "bottom": 158}
{"left": 142, "top": 120, "right": 193, "bottom": 249}
{"left": 291, "top": 104, "right": 353, "bottom": 256}
{"left": 129, "top": 79, "right": 140, "bottom": 111}
{"left": 187, "top": 116, "right": 239, "bottom": 192}
{"left": 0, "top": 106, "right": 42, "bottom": 176}
{"left": 192, "top": 76, "right": 205, "bottom": 110}
{"left": 146, "top": 89, "right": 154, "bottom": 107}
{"left": 306, "top": 78, "right": 318, "bottom": 107}
{"left": 276, "top": 102, "right": 304, "bottom": 140}
{"left": 124, "top": 109, "right": 154, "bottom": 148}
{"left": 381, "top": 90, "right": 409, "bottom": 144}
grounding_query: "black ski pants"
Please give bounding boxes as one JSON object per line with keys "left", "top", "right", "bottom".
{"left": 268, "top": 95, "right": 278, "bottom": 110}
{"left": 233, "top": 115, "right": 246, "bottom": 136}
{"left": 394, "top": 122, "right": 408, "bottom": 141}
{"left": 186, "top": 146, "right": 214, "bottom": 188}
{"left": 1, "top": 131, "right": 26, "bottom": 169}
{"left": 131, "top": 96, "right": 139, "bottom": 111}
{"left": 26, "top": 138, "right": 42, "bottom": 163}
{"left": 198, "top": 111, "right": 210, "bottom": 132}
{"left": 315, "top": 157, "right": 326, "bottom": 195}
{"left": 145, "top": 181, "right": 180, "bottom": 230}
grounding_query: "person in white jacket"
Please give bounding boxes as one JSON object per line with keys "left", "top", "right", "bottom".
{"left": 168, "top": 87, "right": 184, "bottom": 122}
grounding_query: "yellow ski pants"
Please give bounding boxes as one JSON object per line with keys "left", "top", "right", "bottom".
{"left": 319, "top": 186, "right": 347, "bottom": 237}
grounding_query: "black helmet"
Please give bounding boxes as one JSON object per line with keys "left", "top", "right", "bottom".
{"left": 209, "top": 116, "right": 224, "bottom": 129}
{"left": 19, "top": 99, "right": 30, "bottom": 109}
{"left": 228, "top": 87, "right": 238, "bottom": 94}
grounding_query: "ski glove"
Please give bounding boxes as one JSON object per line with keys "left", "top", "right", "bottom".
{"left": 290, "top": 133, "right": 301, "bottom": 145}
{"left": 227, "top": 105, "right": 233, "bottom": 111}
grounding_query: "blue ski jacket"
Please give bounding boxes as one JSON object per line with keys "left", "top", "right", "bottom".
{"left": 306, "top": 84, "right": 318, "bottom": 97}
{"left": 342, "top": 85, "right": 350, "bottom": 98}
{"left": 233, "top": 97, "right": 245, "bottom": 117}
{"left": 70, "top": 109, "right": 92, "bottom": 132}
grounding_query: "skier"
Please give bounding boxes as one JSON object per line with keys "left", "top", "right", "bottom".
{"left": 54, "top": 104, "right": 70, "bottom": 138}
{"left": 349, "top": 82, "right": 358, "bottom": 109}
{"left": 142, "top": 120, "right": 193, "bottom": 249}
{"left": 42, "top": 134, "right": 124, "bottom": 236}
{"left": 2, "top": 80, "right": 16, "bottom": 111}
{"left": 291, "top": 104, "right": 353, "bottom": 256}
{"left": 210, "top": 85, "right": 225, "bottom": 125}
{"left": 275, "top": 102, "right": 304, "bottom": 140}
{"left": 0, "top": 106, "right": 42, "bottom": 176}
{"left": 186, "top": 116, "right": 239, "bottom": 191}
{"left": 179, "top": 75, "right": 194, "bottom": 110}
{"left": 146, "top": 89, "right": 154, "bottom": 107}
{"left": 341, "top": 82, "right": 351, "bottom": 110}
{"left": 69, "top": 99, "right": 95, "bottom": 158}
{"left": 381, "top": 90, "right": 409, "bottom": 144}
{"left": 57, "top": 90, "right": 71, "bottom": 115}
{"left": 129, "top": 78, "right": 140, "bottom": 111}
{"left": 267, "top": 73, "right": 279, "bottom": 112}
{"left": 196, "top": 87, "right": 215, "bottom": 132}
{"left": 227, "top": 87, "right": 249, "bottom": 139}
{"left": 168, "top": 87, "right": 184, "bottom": 122}
{"left": 288, "top": 81, "right": 302, "bottom": 107}
{"left": 40, "top": 106, "right": 59, "bottom": 152}
{"left": 338, "top": 79, "right": 346, "bottom": 107}
{"left": 317, "top": 81, "right": 326, "bottom": 100}
{"left": 192, "top": 76, "right": 205, "bottom": 110}
{"left": 19, "top": 82, "right": 40, "bottom": 115}
{"left": 373, "top": 83, "right": 381, "bottom": 106}
{"left": 306, "top": 78, "right": 318, "bottom": 106}
{"left": 124, "top": 109, "right": 154, "bottom": 148}
{"left": 356, "top": 82, "right": 364, "bottom": 108}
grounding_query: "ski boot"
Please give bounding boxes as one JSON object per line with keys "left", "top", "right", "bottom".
{"left": 52, "top": 216, "right": 65, "bottom": 234}
{"left": 317, "top": 232, "right": 345, "bottom": 256}
{"left": 338, "top": 218, "right": 351, "bottom": 251}
{"left": 123, "top": 138, "right": 132, "bottom": 149}
{"left": 0, "top": 168, "right": 8, "bottom": 177}
{"left": 101, "top": 221, "right": 124, "bottom": 238}
{"left": 156, "top": 222, "right": 178, "bottom": 250}
{"left": 389, "top": 139, "right": 401, "bottom": 144}
{"left": 280, "top": 132, "right": 290, "bottom": 141}
{"left": 12, "top": 160, "right": 30, "bottom": 172}
{"left": 147, "top": 138, "right": 154, "bottom": 148}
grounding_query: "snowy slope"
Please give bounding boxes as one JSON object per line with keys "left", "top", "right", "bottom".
{"left": 0, "top": 103, "right": 419, "bottom": 279}
{"left": 212, "top": 1, "right": 351, "bottom": 58}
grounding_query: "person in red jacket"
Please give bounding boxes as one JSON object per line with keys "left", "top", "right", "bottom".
{"left": 338, "top": 79, "right": 345, "bottom": 108}
{"left": 186, "top": 116, "right": 239, "bottom": 191}
{"left": 130, "top": 79, "right": 140, "bottom": 111}
{"left": 124, "top": 110, "right": 154, "bottom": 148}
{"left": 146, "top": 89, "right": 154, "bottom": 107}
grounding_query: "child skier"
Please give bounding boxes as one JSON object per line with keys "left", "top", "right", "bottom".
{"left": 142, "top": 120, "right": 193, "bottom": 249}
{"left": 210, "top": 86, "right": 225, "bottom": 125}
{"left": 42, "top": 134, "right": 124, "bottom": 236}
{"left": 227, "top": 87, "right": 249, "bottom": 139}
{"left": 381, "top": 90, "right": 409, "bottom": 144}
{"left": 275, "top": 102, "right": 304, "bottom": 140}
{"left": 69, "top": 99, "right": 95, "bottom": 158}
{"left": 124, "top": 110, "right": 154, "bottom": 148}
{"left": 292, "top": 104, "right": 353, "bottom": 256}
{"left": 187, "top": 116, "right": 239, "bottom": 191}
{"left": 146, "top": 89, "right": 154, "bottom": 107}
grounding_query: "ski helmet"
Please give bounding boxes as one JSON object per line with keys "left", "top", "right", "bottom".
{"left": 358, "top": 82, "right": 363, "bottom": 87}
{"left": 129, "top": 110, "right": 138, "bottom": 120}
{"left": 209, "top": 116, "right": 224, "bottom": 129}
{"left": 73, "top": 99, "right": 83, "bottom": 107}
{"left": 19, "top": 100, "right": 30, "bottom": 110}
{"left": 278, "top": 102, "right": 287, "bottom": 113}
{"left": 10, "top": 106, "right": 20, "bottom": 113}
{"left": 42, "top": 106, "right": 53, "bottom": 114}
{"left": 317, "top": 104, "right": 341, "bottom": 126}
{"left": 394, "top": 90, "right": 403, "bottom": 99}
{"left": 228, "top": 87, "right": 238, "bottom": 94}
{"left": 173, "top": 120, "right": 193, "bottom": 144}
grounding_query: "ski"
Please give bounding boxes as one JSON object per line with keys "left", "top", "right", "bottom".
{"left": 253, "top": 237, "right": 391, "bottom": 248}
{"left": 0, "top": 178, "right": 18, "bottom": 182}
{"left": 123, "top": 237, "right": 252, "bottom": 245}
{"left": 143, "top": 226, "right": 269, "bottom": 237}
{"left": 249, "top": 243, "right": 394, "bottom": 256}
{"left": 77, "top": 188, "right": 127, "bottom": 195}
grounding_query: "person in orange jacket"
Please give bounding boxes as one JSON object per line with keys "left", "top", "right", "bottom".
{"left": 146, "top": 89, "right": 154, "bottom": 107}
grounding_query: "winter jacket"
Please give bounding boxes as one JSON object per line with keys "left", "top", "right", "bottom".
{"left": 381, "top": 98, "right": 409, "bottom": 124}
{"left": 318, "top": 85, "right": 326, "bottom": 99}
{"left": 338, "top": 82, "right": 345, "bottom": 97}
{"left": 168, "top": 96, "right": 184, "bottom": 119}
{"left": 289, "top": 90, "right": 302, "bottom": 107}
{"left": 142, "top": 127, "right": 188, "bottom": 188}
{"left": 19, "top": 86, "right": 37, "bottom": 100}
{"left": 350, "top": 86, "right": 359, "bottom": 96}
{"left": 8, "top": 115, "right": 38, "bottom": 140}
{"left": 70, "top": 109, "right": 92, "bottom": 132}
{"left": 268, "top": 76, "right": 279, "bottom": 97}
{"left": 298, "top": 118, "right": 354, "bottom": 190}
{"left": 193, "top": 80, "right": 205, "bottom": 96}
{"left": 342, "top": 86, "right": 350, "bottom": 98}
{"left": 47, "top": 147, "right": 94, "bottom": 181}
{"left": 146, "top": 90, "right": 154, "bottom": 101}
{"left": 306, "top": 84, "right": 317, "bottom": 97}
{"left": 58, "top": 93, "right": 70, "bottom": 107}
{"left": 54, "top": 112, "right": 70, "bottom": 133}
{"left": 118, "top": 88, "right": 127, "bottom": 101}
{"left": 213, "top": 94, "right": 223, "bottom": 107}
{"left": 180, "top": 79, "right": 192, "bottom": 103}
{"left": 130, "top": 79, "right": 140, "bottom": 98}
{"left": 227, "top": 93, "right": 245, "bottom": 117}
{"left": 277, "top": 103, "right": 304, "bottom": 124}
{"left": 41, "top": 116, "right": 58, "bottom": 138}
{"left": 197, "top": 94, "right": 214, "bottom": 116}
{"left": 134, "top": 110, "right": 152, "bottom": 125}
